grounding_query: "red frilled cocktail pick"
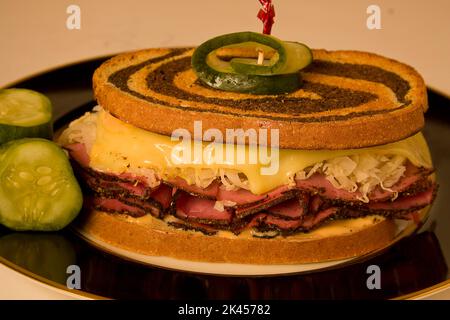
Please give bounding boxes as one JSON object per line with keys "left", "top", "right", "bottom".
{"left": 257, "top": 0, "right": 275, "bottom": 35}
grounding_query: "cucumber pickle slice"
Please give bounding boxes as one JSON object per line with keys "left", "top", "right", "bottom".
{"left": 0, "top": 139, "right": 82, "bottom": 231}
{"left": 0, "top": 88, "right": 53, "bottom": 144}
{"left": 192, "top": 32, "right": 312, "bottom": 94}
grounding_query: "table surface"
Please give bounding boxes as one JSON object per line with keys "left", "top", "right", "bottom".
{"left": 1, "top": 0, "right": 449, "bottom": 299}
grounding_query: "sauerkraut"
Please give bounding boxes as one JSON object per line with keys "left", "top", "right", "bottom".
{"left": 57, "top": 107, "right": 160, "bottom": 188}
{"left": 57, "top": 106, "right": 100, "bottom": 153}
{"left": 295, "top": 154, "right": 407, "bottom": 202}
{"left": 214, "top": 200, "right": 237, "bottom": 212}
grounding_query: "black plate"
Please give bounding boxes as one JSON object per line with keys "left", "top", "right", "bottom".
{"left": 0, "top": 57, "right": 449, "bottom": 300}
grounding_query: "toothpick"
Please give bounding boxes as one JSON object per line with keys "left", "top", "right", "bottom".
{"left": 257, "top": 50, "right": 264, "bottom": 65}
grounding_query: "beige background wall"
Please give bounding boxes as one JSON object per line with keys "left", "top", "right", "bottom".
{"left": 1, "top": 0, "right": 449, "bottom": 94}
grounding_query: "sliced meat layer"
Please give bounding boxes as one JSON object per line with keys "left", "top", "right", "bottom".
{"left": 235, "top": 189, "right": 298, "bottom": 219}
{"left": 369, "top": 163, "right": 433, "bottom": 201}
{"left": 175, "top": 192, "right": 233, "bottom": 224}
{"left": 72, "top": 160, "right": 152, "bottom": 199}
{"left": 296, "top": 161, "right": 433, "bottom": 203}
{"left": 263, "top": 215, "right": 304, "bottom": 230}
{"left": 165, "top": 177, "right": 220, "bottom": 199}
{"left": 265, "top": 195, "right": 307, "bottom": 220}
{"left": 300, "top": 207, "right": 338, "bottom": 230}
{"left": 122, "top": 197, "right": 163, "bottom": 217}
{"left": 167, "top": 220, "right": 218, "bottom": 236}
{"left": 150, "top": 184, "right": 173, "bottom": 210}
{"left": 92, "top": 196, "right": 164, "bottom": 218}
{"left": 366, "top": 187, "right": 436, "bottom": 212}
{"left": 82, "top": 172, "right": 149, "bottom": 199}
{"left": 65, "top": 143, "right": 90, "bottom": 167}
{"left": 254, "top": 207, "right": 338, "bottom": 233}
{"left": 67, "top": 142, "right": 436, "bottom": 237}
{"left": 217, "top": 187, "right": 267, "bottom": 206}
{"left": 92, "top": 197, "right": 147, "bottom": 218}
{"left": 309, "top": 195, "right": 324, "bottom": 214}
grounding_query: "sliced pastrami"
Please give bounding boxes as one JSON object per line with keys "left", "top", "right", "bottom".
{"left": 309, "top": 194, "right": 324, "bottom": 214}
{"left": 398, "top": 179, "right": 434, "bottom": 198}
{"left": 165, "top": 177, "right": 220, "bottom": 199}
{"left": 235, "top": 189, "right": 298, "bottom": 219}
{"left": 369, "top": 163, "right": 433, "bottom": 201}
{"left": 122, "top": 197, "right": 163, "bottom": 217}
{"left": 263, "top": 215, "right": 304, "bottom": 229}
{"left": 216, "top": 187, "right": 268, "bottom": 206}
{"left": 366, "top": 186, "right": 436, "bottom": 212}
{"left": 77, "top": 167, "right": 151, "bottom": 200}
{"left": 92, "top": 197, "right": 146, "bottom": 218}
{"left": 118, "top": 172, "right": 151, "bottom": 185}
{"left": 266, "top": 195, "right": 307, "bottom": 220}
{"left": 67, "top": 143, "right": 159, "bottom": 197}
{"left": 296, "top": 174, "right": 359, "bottom": 202}
{"left": 65, "top": 143, "right": 90, "bottom": 167}
{"left": 150, "top": 184, "right": 173, "bottom": 209}
{"left": 167, "top": 220, "right": 218, "bottom": 236}
{"left": 300, "top": 207, "right": 338, "bottom": 229}
{"left": 296, "top": 162, "right": 433, "bottom": 203}
{"left": 117, "top": 181, "right": 147, "bottom": 197}
{"left": 93, "top": 196, "right": 164, "bottom": 218}
{"left": 256, "top": 207, "right": 337, "bottom": 232}
{"left": 175, "top": 192, "right": 233, "bottom": 224}
{"left": 89, "top": 176, "right": 148, "bottom": 198}
{"left": 67, "top": 141, "right": 436, "bottom": 238}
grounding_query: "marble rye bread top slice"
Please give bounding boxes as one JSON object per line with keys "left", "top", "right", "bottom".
{"left": 93, "top": 48, "right": 427, "bottom": 149}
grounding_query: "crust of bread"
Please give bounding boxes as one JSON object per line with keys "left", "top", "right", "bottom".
{"left": 74, "top": 209, "right": 401, "bottom": 264}
{"left": 93, "top": 48, "right": 427, "bottom": 150}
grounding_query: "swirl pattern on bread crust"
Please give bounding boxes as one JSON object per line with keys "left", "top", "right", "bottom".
{"left": 93, "top": 48, "right": 427, "bottom": 149}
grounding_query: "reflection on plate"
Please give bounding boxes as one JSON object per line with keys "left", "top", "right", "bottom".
{"left": 0, "top": 232, "right": 76, "bottom": 284}
{"left": 69, "top": 230, "right": 450, "bottom": 299}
